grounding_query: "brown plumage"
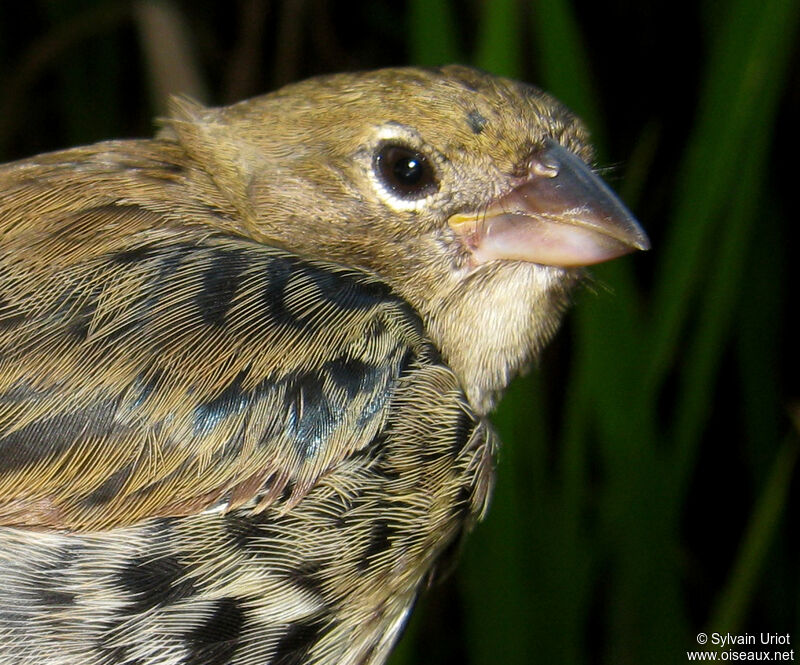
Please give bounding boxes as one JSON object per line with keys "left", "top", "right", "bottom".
{"left": 0, "top": 66, "right": 647, "bottom": 664}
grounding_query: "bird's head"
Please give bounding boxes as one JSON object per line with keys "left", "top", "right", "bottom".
{"left": 166, "top": 65, "right": 649, "bottom": 413}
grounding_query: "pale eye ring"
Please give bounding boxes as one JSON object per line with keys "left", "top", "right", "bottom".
{"left": 374, "top": 143, "right": 439, "bottom": 200}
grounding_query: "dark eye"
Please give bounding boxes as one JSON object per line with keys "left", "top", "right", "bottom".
{"left": 374, "top": 143, "right": 438, "bottom": 199}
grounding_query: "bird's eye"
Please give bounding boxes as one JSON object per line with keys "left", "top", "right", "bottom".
{"left": 374, "top": 143, "right": 438, "bottom": 200}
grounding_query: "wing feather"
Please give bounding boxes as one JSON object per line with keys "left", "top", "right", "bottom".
{"left": 0, "top": 199, "right": 430, "bottom": 530}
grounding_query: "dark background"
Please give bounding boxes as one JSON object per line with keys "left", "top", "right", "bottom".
{"left": 1, "top": 1, "right": 797, "bottom": 663}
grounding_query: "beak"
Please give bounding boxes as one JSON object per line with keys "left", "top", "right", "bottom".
{"left": 448, "top": 139, "right": 650, "bottom": 267}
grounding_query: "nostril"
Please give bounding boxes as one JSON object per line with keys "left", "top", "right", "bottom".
{"left": 530, "top": 157, "right": 559, "bottom": 178}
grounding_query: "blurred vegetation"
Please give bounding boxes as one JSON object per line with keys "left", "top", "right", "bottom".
{"left": 1, "top": 1, "right": 797, "bottom": 663}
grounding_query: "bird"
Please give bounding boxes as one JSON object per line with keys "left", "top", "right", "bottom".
{"left": 0, "top": 65, "right": 648, "bottom": 664}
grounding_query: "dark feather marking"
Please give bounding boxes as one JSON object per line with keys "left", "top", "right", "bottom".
{"left": 269, "top": 255, "right": 424, "bottom": 361}
{"left": 62, "top": 285, "right": 102, "bottom": 341}
{"left": 317, "top": 491, "right": 355, "bottom": 530}
{"left": 325, "top": 335, "right": 407, "bottom": 424}
{"left": 333, "top": 513, "right": 351, "bottom": 530}
{"left": 393, "top": 298, "right": 427, "bottom": 337}
{"left": 285, "top": 560, "right": 326, "bottom": 600}
{"left": 450, "top": 408, "right": 476, "bottom": 458}
{"left": 111, "top": 245, "right": 156, "bottom": 265}
{"left": 66, "top": 300, "right": 94, "bottom": 340}
{"left": 108, "top": 243, "right": 193, "bottom": 327}
{"left": 271, "top": 618, "right": 327, "bottom": 665}
{"left": 194, "top": 369, "right": 278, "bottom": 452}
{"left": 372, "top": 463, "right": 401, "bottom": 482}
{"left": 0, "top": 379, "right": 46, "bottom": 405}
{"left": 36, "top": 589, "right": 76, "bottom": 608}
{"left": 116, "top": 555, "right": 196, "bottom": 614}
{"left": 147, "top": 516, "right": 178, "bottom": 542}
{"left": 148, "top": 159, "right": 184, "bottom": 174}
{"left": 81, "top": 462, "right": 134, "bottom": 507}
{"left": 123, "top": 167, "right": 184, "bottom": 186}
{"left": 420, "top": 447, "right": 446, "bottom": 464}
{"left": 196, "top": 248, "right": 249, "bottom": 325}
{"left": 212, "top": 415, "right": 249, "bottom": 464}
{"left": 224, "top": 512, "right": 283, "bottom": 553}
{"left": 323, "top": 357, "right": 373, "bottom": 400}
{"left": 101, "top": 317, "right": 144, "bottom": 346}
{"left": 365, "top": 432, "right": 401, "bottom": 481}
{"left": 148, "top": 244, "right": 195, "bottom": 276}
{"left": 397, "top": 346, "right": 418, "bottom": 378}
{"left": 263, "top": 255, "right": 303, "bottom": 330}
{"left": 0, "top": 609, "right": 26, "bottom": 623}
{"left": 353, "top": 347, "right": 415, "bottom": 431}
{"left": 279, "top": 479, "right": 295, "bottom": 503}
{"left": 302, "top": 263, "right": 392, "bottom": 312}
{"left": 95, "top": 617, "right": 147, "bottom": 665}
{"left": 467, "top": 109, "right": 488, "bottom": 134}
{"left": 450, "top": 483, "right": 473, "bottom": 522}
{"left": 358, "top": 519, "right": 395, "bottom": 571}
{"left": 0, "top": 295, "right": 26, "bottom": 330}
{"left": 359, "top": 317, "right": 388, "bottom": 347}
{"left": 126, "top": 368, "right": 164, "bottom": 409}
{"left": 193, "top": 368, "right": 251, "bottom": 436}
{"left": 224, "top": 513, "right": 264, "bottom": 551}
{"left": 64, "top": 243, "right": 187, "bottom": 346}
{"left": 182, "top": 597, "right": 246, "bottom": 665}
{"left": 284, "top": 372, "right": 335, "bottom": 460}
{"left": 348, "top": 345, "right": 398, "bottom": 430}
{"left": 49, "top": 543, "right": 81, "bottom": 569}
{"left": 354, "top": 389, "right": 390, "bottom": 431}
{"left": 0, "top": 399, "right": 118, "bottom": 472}
{"left": 127, "top": 244, "right": 194, "bottom": 319}
{"left": 416, "top": 337, "right": 442, "bottom": 365}
{"left": 366, "top": 429, "right": 390, "bottom": 454}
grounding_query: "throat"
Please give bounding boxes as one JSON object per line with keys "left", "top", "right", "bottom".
{"left": 423, "top": 263, "right": 577, "bottom": 415}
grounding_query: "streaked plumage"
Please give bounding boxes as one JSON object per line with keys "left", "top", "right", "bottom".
{"left": 0, "top": 66, "right": 647, "bottom": 664}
